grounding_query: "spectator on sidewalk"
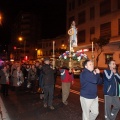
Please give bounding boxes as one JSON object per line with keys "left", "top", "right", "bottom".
{"left": 103, "top": 60, "right": 120, "bottom": 120}
{"left": 60, "top": 66, "right": 74, "bottom": 105}
{"left": 42, "top": 57, "right": 55, "bottom": 110}
{"left": 80, "top": 60, "right": 103, "bottom": 120}
{"left": 0, "top": 65, "right": 10, "bottom": 96}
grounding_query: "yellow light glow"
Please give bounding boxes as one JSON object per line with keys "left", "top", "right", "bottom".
{"left": 62, "top": 44, "right": 65, "bottom": 47}
{"left": 37, "top": 49, "right": 43, "bottom": 56}
{"left": 18, "top": 37, "right": 23, "bottom": 41}
{"left": 0, "top": 13, "right": 2, "bottom": 25}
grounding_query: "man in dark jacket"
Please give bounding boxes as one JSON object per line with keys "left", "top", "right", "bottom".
{"left": 80, "top": 59, "right": 103, "bottom": 120}
{"left": 103, "top": 60, "right": 120, "bottom": 120}
{"left": 42, "top": 57, "right": 55, "bottom": 110}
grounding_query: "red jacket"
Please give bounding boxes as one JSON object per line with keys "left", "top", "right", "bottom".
{"left": 60, "top": 69, "right": 74, "bottom": 83}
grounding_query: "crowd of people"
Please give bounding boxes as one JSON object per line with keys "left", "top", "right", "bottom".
{"left": 0, "top": 58, "right": 58, "bottom": 110}
{"left": 0, "top": 58, "right": 120, "bottom": 119}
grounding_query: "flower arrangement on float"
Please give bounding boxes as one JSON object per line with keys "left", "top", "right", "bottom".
{"left": 59, "top": 49, "right": 87, "bottom": 61}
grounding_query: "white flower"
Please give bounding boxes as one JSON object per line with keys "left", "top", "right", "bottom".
{"left": 64, "top": 56, "right": 67, "bottom": 59}
{"left": 77, "top": 56, "right": 81, "bottom": 61}
{"left": 72, "top": 53, "right": 76, "bottom": 57}
{"left": 83, "top": 54, "right": 87, "bottom": 58}
{"left": 59, "top": 55, "right": 61, "bottom": 58}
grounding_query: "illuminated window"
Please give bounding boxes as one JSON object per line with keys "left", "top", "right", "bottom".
{"left": 105, "top": 54, "right": 113, "bottom": 64}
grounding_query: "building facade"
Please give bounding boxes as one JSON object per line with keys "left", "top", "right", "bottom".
{"left": 10, "top": 11, "right": 41, "bottom": 62}
{"left": 37, "top": 35, "right": 68, "bottom": 61}
{"left": 66, "top": 0, "right": 120, "bottom": 68}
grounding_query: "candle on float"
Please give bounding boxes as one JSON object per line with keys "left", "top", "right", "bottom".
{"left": 92, "top": 41, "right": 93, "bottom": 52}
{"left": 53, "top": 41, "right": 55, "bottom": 55}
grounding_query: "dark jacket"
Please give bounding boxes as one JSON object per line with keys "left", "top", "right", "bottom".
{"left": 42, "top": 64, "right": 55, "bottom": 86}
{"left": 28, "top": 68, "right": 37, "bottom": 81}
{"left": 0, "top": 70, "right": 9, "bottom": 84}
{"left": 103, "top": 69, "right": 120, "bottom": 96}
{"left": 80, "top": 68, "right": 103, "bottom": 99}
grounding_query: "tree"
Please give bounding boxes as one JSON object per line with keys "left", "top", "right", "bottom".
{"left": 93, "top": 37, "right": 110, "bottom": 67}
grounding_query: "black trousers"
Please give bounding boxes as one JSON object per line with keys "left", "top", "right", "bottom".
{"left": 44, "top": 85, "right": 54, "bottom": 106}
{"left": 1, "top": 84, "right": 9, "bottom": 96}
{"left": 30, "top": 80, "right": 36, "bottom": 92}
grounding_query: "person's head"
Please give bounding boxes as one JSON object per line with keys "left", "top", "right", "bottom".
{"left": 35, "top": 61, "right": 39, "bottom": 67}
{"left": 44, "top": 57, "right": 50, "bottom": 65}
{"left": 83, "top": 59, "right": 94, "bottom": 72}
{"left": 108, "top": 60, "right": 116, "bottom": 70}
{"left": 16, "top": 66, "right": 21, "bottom": 71}
{"left": 31, "top": 64, "right": 35, "bottom": 69}
{"left": 71, "top": 21, "right": 75, "bottom": 26}
{"left": 26, "top": 64, "right": 30, "bottom": 69}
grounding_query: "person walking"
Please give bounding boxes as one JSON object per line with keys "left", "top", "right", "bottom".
{"left": 60, "top": 66, "right": 74, "bottom": 105}
{"left": 0, "top": 65, "right": 10, "bottom": 96}
{"left": 12, "top": 66, "right": 24, "bottom": 93}
{"left": 103, "top": 60, "right": 120, "bottom": 120}
{"left": 42, "top": 57, "right": 55, "bottom": 110}
{"left": 80, "top": 60, "right": 103, "bottom": 120}
{"left": 28, "top": 64, "right": 38, "bottom": 93}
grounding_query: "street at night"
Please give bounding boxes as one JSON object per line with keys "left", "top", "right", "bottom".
{"left": 0, "top": 76, "right": 120, "bottom": 120}
{"left": 1, "top": 0, "right": 120, "bottom": 120}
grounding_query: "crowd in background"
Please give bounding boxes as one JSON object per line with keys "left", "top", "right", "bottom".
{"left": 0, "top": 59, "right": 61, "bottom": 110}
{"left": 0, "top": 60, "right": 56, "bottom": 95}
{"left": 0, "top": 59, "right": 74, "bottom": 110}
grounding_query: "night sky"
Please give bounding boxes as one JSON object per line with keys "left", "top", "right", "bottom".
{"left": 0, "top": 0, "right": 66, "bottom": 45}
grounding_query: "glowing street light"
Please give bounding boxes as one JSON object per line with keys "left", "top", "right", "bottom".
{"left": 18, "top": 36, "right": 26, "bottom": 56}
{"left": 0, "top": 13, "right": 2, "bottom": 25}
{"left": 18, "top": 37, "right": 23, "bottom": 42}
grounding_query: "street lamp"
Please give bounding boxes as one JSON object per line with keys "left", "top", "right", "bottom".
{"left": 18, "top": 36, "right": 26, "bottom": 57}
{"left": 0, "top": 13, "right": 2, "bottom": 25}
{"left": 18, "top": 37, "right": 23, "bottom": 42}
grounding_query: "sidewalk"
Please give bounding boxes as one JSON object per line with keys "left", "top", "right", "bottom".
{"left": 0, "top": 96, "right": 11, "bottom": 120}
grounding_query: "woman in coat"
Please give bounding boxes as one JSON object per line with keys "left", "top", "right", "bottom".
{"left": 28, "top": 64, "right": 37, "bottom": 93}
{"left": 0, "top": 65, "right": 10, "bottom": 96}
{"left": 12, "top": 66, "right": 24, "bottom": 93}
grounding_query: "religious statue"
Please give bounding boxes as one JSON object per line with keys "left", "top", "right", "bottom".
{"left": 69, "top": 21, "right": 77, "bottom": 47}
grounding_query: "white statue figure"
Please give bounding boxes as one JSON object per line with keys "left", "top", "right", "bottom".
{"left": 70, "top": 21, "right": 77, "bottom": 47}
